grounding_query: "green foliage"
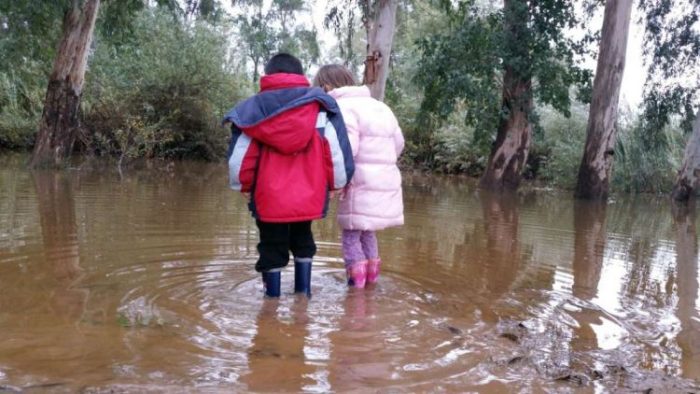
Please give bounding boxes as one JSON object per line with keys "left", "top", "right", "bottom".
{"left": 613, "top": 113, "right": 686, "bottom": 194}
{"left": 535, "top": 104, "right": 588, "bottom": 188}
{"left": 0, "top": 1, "right": 67, "bottom": 73}
{"left": 235, "top": 0, "right": 320, "bottom": 80}
{"left": 0, "top": 71, "right": 42, "bottom": 150}
{"left": 413, "top": 0, "right": 594, "bottom": 165}
{"left": 323, "top": 0, "right": 366, "bottom": 70}
{"left": 429, "top": 103, "right": 488, "bottom": 175}
{"left": 0, "top": 0, "right": 693, "bottom": 194}
{"left": 639, "top": 0, "right": 699, "bottom": 136}
{"left": 82, "top": 10, "right": 250, "bottom": 162}
{"left": 0, "top": 0, "right": 246, "bottom": 159}
{"left": 414, "top": 2, "right": 501, "bottom": 143}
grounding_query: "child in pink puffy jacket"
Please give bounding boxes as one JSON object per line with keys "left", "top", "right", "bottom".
{"left": 313, "top": 64, "right": 405, "bottom": 288}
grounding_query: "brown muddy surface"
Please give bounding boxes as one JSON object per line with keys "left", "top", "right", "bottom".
{"left": 0, "top": 154, "right": 699, "bottom": 393}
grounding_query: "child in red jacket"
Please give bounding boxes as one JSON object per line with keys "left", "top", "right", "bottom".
{"left": 224, "top": 54, "right": 354, "bottom": 297}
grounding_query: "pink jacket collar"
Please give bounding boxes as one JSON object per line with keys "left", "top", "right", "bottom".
{"left": 329, "top": 85, "right": 371, "bottom": 100}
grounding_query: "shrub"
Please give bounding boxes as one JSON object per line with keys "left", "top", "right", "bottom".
{"left": 81, "top": 10, "right": 252, "bottom": 162}
{"left": 535, "top": 103, "right": 588, "bottom": 189}
{"left": 0, "top": 69, "right": 44, "bottom": 150}
{"left": 612, "top": 116, "right": 685, "bottom": 194}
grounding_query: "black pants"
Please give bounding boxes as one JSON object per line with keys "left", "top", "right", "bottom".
{"left": 255, "top": 220, "right": 316, "bottom": 272}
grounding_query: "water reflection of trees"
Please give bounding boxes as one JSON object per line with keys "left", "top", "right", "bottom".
{"left": 478, "top": 191, "right": 526, "bottom": 296}
{"left": 570, "top": 200, "right": 607, "bottom": 352}
{"left": 672, "top": 203, "right": 700, "bottom": 380}
{"left": 565, "top": 197, "right": 698, "bottom": 379}
{"left": 607, "top": 197, "right": 676, "bottom": 306}
{"left": 33, "top": 170, "right": 87, "bottom": 321}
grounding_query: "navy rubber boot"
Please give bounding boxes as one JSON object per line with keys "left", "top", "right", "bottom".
{"left": 262, "top": 269, "right": 281, "bottom": 298}
{"left": 294, "top": 258, "right": 312, "bottom": 297}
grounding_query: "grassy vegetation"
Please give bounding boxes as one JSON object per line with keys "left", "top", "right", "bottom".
{"left": 395, "top": 100, "right": 687, "bottom": 194}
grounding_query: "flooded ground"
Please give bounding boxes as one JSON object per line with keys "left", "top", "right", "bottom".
{"left": 1, "top": 154, "right": 699, "bottom": 393}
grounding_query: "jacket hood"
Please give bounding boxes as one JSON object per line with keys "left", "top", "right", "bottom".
{"left": 222, "top": 74, "right": 341, "bottom": 155}
{"left": 259, "top": 73, "right": 310, "bottom": 91}
{"left": 329, "top": 85, "right": 372, "bottom": 100}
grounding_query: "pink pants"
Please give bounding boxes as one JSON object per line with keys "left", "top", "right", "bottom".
{"left": 342, "top": 230, "right": 378, "bottom": 265}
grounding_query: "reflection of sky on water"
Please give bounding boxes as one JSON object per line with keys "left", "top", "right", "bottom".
{"left": 591, "top": 316, "right": 626, "bottom": 350}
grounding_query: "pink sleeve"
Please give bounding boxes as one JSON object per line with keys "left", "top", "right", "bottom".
{"left": 342, "top": 108, "right": 361, "bottom": 158}
{"left": 393, "top": 117, "right": 404, "bottom": 156}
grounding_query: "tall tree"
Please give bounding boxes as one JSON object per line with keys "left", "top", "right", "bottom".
{"left": 363, "top": 0, "right": 398, "bottom": 101}
{"left": 639, "top": 0, "right": 699, "bottom": 142}
{"left": 574, "top": 0, "right": 634, "bottom": 200}
{"left": 638, "top": 0, "right": 699, "bottom": 200}
{"left": 416, "top": 0, "right": 593, "bottom": 190}
{"left": 237, "top": 0, "right": 319, "bottom": 81}
{"left": 479, "top": 0, "right": 533, "bottom": 190}
{"left": 324, "top": 0, "right": 398, "bottom": 98}
{"left": 30, "top": 0, "right": 100, "bottom": 168}
{"left": 324, "top": 0, "right": 362, "bottom": 70}
{"left": 672, "top": 110, "right": 700, "bottom": 201}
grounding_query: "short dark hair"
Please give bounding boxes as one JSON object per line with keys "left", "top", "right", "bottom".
{"left": 264, "top": 53, "right": 304, "bottom": 75}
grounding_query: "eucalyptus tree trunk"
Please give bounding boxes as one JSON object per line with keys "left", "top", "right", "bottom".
{"left": 479, "top": 0, "right": 533, "bottom": 191}
{"left": 672, "top": 110, "right": 700, "bottom": 201}
{"left": 479, "top": 67, "right": 533, "bottom": 190}
{"left": 30, "top": 0, "right": 101, "bottom": 168}
{"left": 363, "top": 0, "right": 398, "bottom": 101}
{"left": 574, "top": 0, "right": 633, "bottom": 200}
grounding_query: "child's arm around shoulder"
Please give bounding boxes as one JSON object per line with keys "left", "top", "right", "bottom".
{"left": 324, "top": 110, "right": 355, "bottom": 190}
{"left": 226, "top": 123, "right": 260, "bottom": 193}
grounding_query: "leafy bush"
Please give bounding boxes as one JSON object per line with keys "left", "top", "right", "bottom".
{"left": 0, "top": 69, "right": 44, "bottom": 150}
{"left": 81, "top": 10, "right": 252, "bottom": 162}
{"left": 612, "top": 116, "right": 685, "bottom": 194}
{"left": 535, "top": 104, "right": 588, "bottom": 189}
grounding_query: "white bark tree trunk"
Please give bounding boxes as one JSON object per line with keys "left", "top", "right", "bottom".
{"left": 672, "top": 110, "right": 700, "bottom": 201}
{"left": 30, "top": 0, "right": 101, "bottom": 168}
{"left": 363, "top": 0, "right": 398, "bottom": 101}
{"left": 574, "top": 0, "right": 634, "bottom": 200}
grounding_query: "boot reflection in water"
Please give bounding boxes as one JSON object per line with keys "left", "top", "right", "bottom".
{"left": 326, "top": 289, "right": 388, "bottom": 389}
{"left": 343, "top": 289, "right": 372, "bottom": 331}
{"left": 244, "top": 298, "right": 313, "bottom": 391}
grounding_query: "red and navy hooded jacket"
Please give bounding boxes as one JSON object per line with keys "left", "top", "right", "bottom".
{"left": 224, "top": 73, "right": 355, "bottom": 223}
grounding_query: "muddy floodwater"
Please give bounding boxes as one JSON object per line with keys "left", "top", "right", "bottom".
{"left": 1, "top": 154, "right": 700, "bottom": 393}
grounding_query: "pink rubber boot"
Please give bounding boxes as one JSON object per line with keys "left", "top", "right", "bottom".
{"left": 367, "top": 258, "right": 381, "bottom": 284}
{"left": 346, "top": 260, "right": 368, "bottom": 288}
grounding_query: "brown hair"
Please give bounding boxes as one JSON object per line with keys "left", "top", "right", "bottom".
{"left": 313, "top": 64, "right": 357, "bottom": 91}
